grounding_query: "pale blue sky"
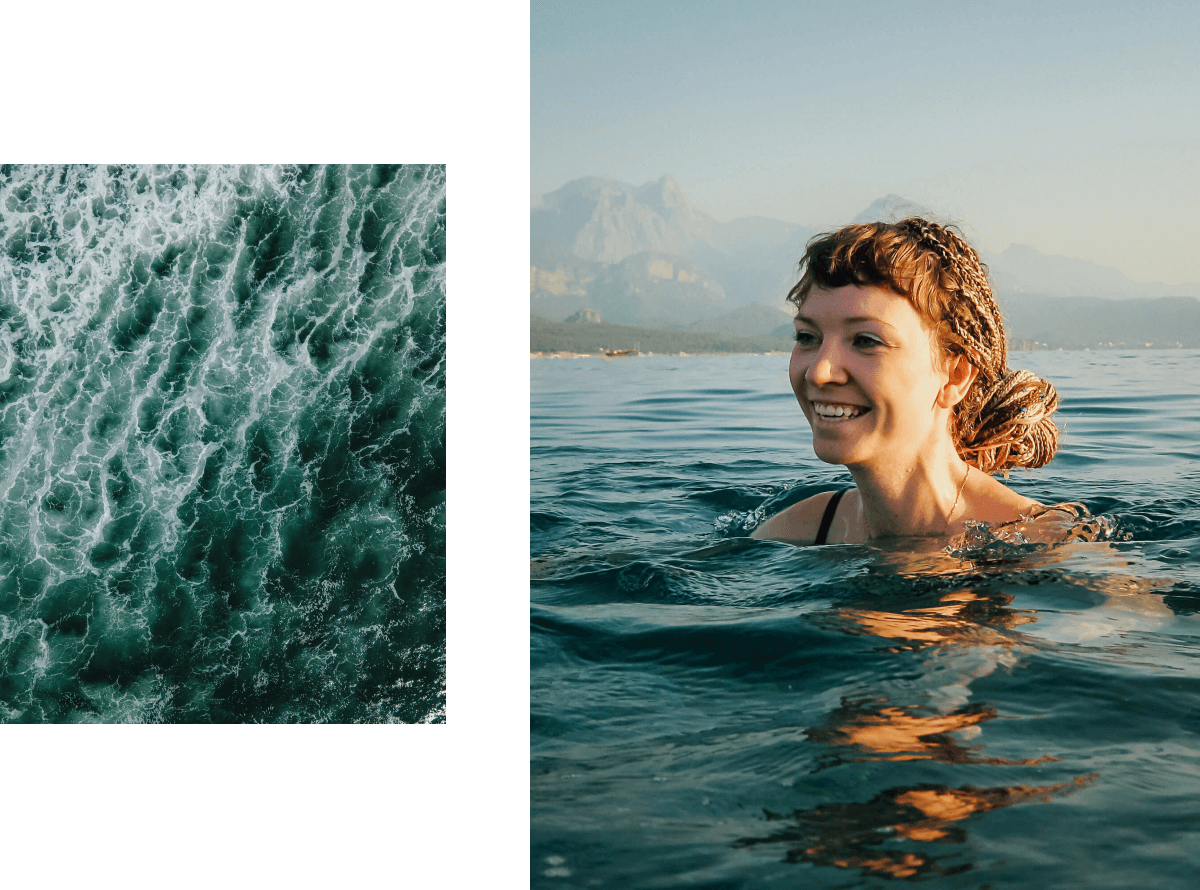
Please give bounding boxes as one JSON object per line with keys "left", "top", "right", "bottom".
{"left": 533, "top": 0, "right": 1200, "bottom": 285}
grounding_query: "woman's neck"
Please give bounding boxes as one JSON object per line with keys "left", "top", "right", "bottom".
{"left": 845, "top": 444, "right": 970, "bottom": 541}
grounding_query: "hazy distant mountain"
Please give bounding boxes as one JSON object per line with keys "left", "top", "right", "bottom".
{"left": 695, "top": 217, "right": 813, "bottom": 308}
{"left": 989, "top": 243, "right": 1199, "bottom": 300}
{"left": 564, "top": 307, "right": 602, "bottom": 323}
{"left": 1000, "top": 293, "right": 1200, "bottom": 348}
{"left": 852, "top": 194, "right": 936, "bottom": 224}
{"left": 530, "top": 241, "right": 728, "bottom": 328}
{"left": 532, "top": 176, "right": 1199, "bottom": 345}
{"left": 532, "top": 175, "right": 715, "bottom": 263}
{"left": 532, "top": 175, "right": 813, "bottom": 308}
{"left": 682, "top": 302, "right": 795, "bottom": 336}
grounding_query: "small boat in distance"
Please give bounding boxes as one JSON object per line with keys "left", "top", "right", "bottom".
{"left": 605, "top": 341, "right": 639, "bottom": 359}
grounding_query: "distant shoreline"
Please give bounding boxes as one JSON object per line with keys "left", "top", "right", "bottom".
{"left": 532, "top": 313, "right": 1198, "bottom": 357}
{"left": 531, "top": 344, "right": 1198, "bottom": 359}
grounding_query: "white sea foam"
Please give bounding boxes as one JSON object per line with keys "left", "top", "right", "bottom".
{"left": 0, "top": 165, "right": 446, "bottom": 722}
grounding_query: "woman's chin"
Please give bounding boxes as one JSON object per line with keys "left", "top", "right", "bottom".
{"left": 811, "top": 440, "right": 863, "bottom": 466}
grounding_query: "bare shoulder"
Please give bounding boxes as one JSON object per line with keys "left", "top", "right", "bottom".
{"left": 751, "top": 490, "right": 842, "bottom": 543}
{"left": 964, "top": 471, "right": 1041, "bottom": 524}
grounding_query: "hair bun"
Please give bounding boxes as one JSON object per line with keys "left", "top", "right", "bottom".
{"left": 959, "top": 369, "right": 1060, "bottom": 472}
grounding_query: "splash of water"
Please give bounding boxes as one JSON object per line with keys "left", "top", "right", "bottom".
{"left": 948, "top": 502, "right": 1129, "bottom": 560}
{"left": 723, "top": 493, "right": 1127, "bottom": 562}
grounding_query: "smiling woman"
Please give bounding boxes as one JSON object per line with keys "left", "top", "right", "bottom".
{"left": 752, "top": 218, "right": 1061, "bottom": 545}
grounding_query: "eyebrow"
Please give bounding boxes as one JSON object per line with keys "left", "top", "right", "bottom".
{"left": 796, "top": 314, "right": 897, "bottom": 330}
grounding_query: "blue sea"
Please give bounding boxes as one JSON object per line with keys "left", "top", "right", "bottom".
{"left": 0, "top": 164, "right": 444, "bottom": 723}
{"left": 531, "top": 350, "right": 1200, "bottom": 887}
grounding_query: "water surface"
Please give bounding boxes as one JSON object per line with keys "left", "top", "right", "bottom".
{"left": 532, "top": 350, "right": 1200, "bottom": 887}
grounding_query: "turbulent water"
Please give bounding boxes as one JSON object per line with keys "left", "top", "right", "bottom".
{"left": 0, "top": 164, "right": 444, "bottom": 722}
{"left": 531, "top": 350, "right": 1200, "bottom": 887}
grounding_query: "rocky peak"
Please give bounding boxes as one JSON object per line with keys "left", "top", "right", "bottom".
{"left": 852, "top": 194, "right": 936, "bottom": 224}
{"left": 564, "top": 307, "right": 602, "bottom": 324}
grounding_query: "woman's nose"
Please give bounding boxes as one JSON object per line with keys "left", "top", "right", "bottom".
{"left": 805, "top": 347, "right": 845, "bottom": 386}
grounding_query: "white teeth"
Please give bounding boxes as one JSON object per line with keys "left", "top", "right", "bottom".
{"left": 813, "top": 402, "right": 865, "bottom": 419}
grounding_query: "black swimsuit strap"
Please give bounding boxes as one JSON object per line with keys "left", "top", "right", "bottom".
{"left": 814, "top": 488, "right": 849, "bottom": 545}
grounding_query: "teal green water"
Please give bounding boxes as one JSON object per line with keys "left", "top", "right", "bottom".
{"left": 533, "top": 351, "right": 1200, "bottom": 887}
{"left": 0, "top": 165, "right": 444, "bottom": 722}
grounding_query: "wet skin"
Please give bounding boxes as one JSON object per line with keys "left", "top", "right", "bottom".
{"left": 754, "top": 284, "right": 1036, "bottom": 544}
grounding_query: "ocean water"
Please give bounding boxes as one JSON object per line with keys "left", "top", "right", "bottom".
{"left": 531, "top": 350, "right": 1200, "bottom": 887}
{"left": 0, "top": 164, "right": 445, "bottom": 723}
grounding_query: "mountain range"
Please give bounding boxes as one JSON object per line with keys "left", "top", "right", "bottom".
{"left": 531, "top": 176, "right": 1200, "bottom": 348}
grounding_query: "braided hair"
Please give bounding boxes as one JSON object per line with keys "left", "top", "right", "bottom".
{"left": 787, "top": 217, "right": 1059, "bottom": 474}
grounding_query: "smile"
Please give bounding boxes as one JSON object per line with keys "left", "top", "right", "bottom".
{"left": 812, "top": 401, "right": 869, "bottom": 420}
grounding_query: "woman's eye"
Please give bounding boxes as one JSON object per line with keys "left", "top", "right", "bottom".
{"left": 793, "top": 331, "right": 883, "bottom": 348}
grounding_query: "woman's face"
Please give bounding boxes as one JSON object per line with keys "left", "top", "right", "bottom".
{"left": 788, "top": 284, "right": 957, "bottom": 469}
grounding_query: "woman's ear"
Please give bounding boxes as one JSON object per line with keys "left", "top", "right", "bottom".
{"left": 938, "top": 354, "right": 978, "bottom": 409}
